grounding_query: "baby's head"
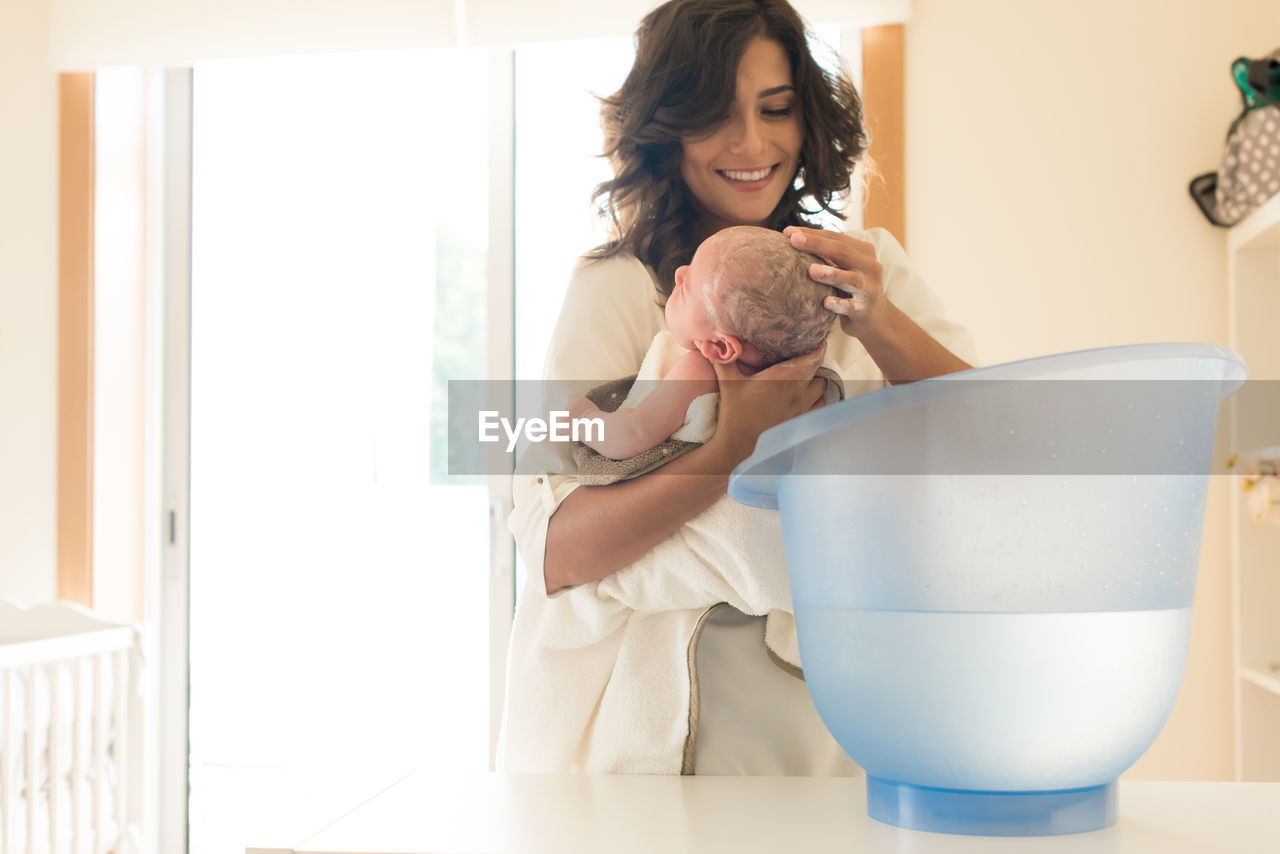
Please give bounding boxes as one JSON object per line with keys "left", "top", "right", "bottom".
{"left": 665, "top": 225, "right": 838, "bottom": 368}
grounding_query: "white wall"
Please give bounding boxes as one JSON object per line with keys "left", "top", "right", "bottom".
{"left": 0, "top": 0, "right": 58, "bottom": 605}
{"left": 906, "top": 0, "right": 1280, "bottom": 779}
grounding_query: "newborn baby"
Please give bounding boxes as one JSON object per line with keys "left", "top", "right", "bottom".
{"left": 567, "top": 225, "right": 837, "bottom": 460}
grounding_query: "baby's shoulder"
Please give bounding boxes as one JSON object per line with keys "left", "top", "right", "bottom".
{"left": 665, "top": 347, "right": 716, "bottom": 383}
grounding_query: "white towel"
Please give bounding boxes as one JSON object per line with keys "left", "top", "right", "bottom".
{"left": 497, "top": 331, "right": 842, "bottom": 774}
{"left": 595, "top": 331, "right": 807, "bottom": 670}
{"left": 603, "top": 331, "right": 847, "bottom": 667}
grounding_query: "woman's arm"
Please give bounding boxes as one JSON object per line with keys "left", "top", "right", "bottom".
{"left": 839, "top": 299, "right": 971, "bottom": 384}
{"left": 543, "top": 441, "right": 734, "bottom": 593}
{"left": 784, "top": 226, "right": 973, "bottom": 384}
{"left": 543, "top": 345, "right": 829, "bottom": 594}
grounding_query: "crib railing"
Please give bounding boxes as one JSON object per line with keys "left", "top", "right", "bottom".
{"left": 0, "top": 600, "right": 142, "bottom": 854}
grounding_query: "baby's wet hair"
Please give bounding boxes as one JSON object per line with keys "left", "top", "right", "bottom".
{"left": 703, "top": 227, "right": 838, "bottom": 365}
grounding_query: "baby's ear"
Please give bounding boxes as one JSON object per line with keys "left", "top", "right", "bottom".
{"left": 695, "top": 333, "right": 743, "bottom": 365}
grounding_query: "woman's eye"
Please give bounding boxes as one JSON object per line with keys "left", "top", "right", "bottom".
{"left": 763, "top": 106, "right": 794, "bottom": 119}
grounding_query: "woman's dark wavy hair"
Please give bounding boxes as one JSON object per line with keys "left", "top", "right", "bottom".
{"left": 591, "top": 0, "right": 867, "bottom": 297}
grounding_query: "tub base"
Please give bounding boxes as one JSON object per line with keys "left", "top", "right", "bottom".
{"left": 866, "top": 776, "right": 1118, "bottom": 836}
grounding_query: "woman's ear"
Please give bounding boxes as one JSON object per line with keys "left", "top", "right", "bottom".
{"left": 695, "top": 333, "right": 743, "bottom": 365}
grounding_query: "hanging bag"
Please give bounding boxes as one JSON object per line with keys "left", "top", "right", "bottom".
{"left": 1189, "top": 49, "right": 1280, "bottom": 227}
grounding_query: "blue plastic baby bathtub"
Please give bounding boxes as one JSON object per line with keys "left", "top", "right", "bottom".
{"left": 728, "top": 343, "right": 1247, "bottom": 836}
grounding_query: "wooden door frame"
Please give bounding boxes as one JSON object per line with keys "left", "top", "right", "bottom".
{"left": 58, "top": 72, "right": 96, "bottom": 607}
{"left": 862, "top": 24, "right": 906, "bottom": 246}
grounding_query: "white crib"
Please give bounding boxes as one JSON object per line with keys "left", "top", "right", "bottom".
{"left": 0, "top": 599, "right": 142, "bottom": 854}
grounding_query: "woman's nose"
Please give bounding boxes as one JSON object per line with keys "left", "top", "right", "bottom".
{"left": 728, "top": 115, "right": 767, "bottom": 155}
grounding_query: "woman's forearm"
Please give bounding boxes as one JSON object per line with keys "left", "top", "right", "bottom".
{"left": 542, "top": 440, "right": 742, "bottom": 594}
{"left": 784, "top": 226, "right": 971, "bottom": 384}
{"left": 859, "top": 302, "right": 972, "bottom": 384}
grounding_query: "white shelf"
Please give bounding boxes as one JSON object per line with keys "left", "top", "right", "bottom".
{"left": 1228, "top": 188, "right": 1280, "bottom": 782}
{"left": 1229, "top": 190, "right": 1280, "bottom": 252}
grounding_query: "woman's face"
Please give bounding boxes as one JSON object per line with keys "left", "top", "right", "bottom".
{"left": 679, "top": 36, "right": 802, "bottom": 235}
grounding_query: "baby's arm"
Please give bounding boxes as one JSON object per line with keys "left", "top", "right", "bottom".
{"left": 566, "top": 349, "right": 717, "bottom": 460}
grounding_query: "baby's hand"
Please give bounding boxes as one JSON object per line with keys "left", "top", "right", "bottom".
{"left": 565, "top": 394, "right": 599, "bottom": 421}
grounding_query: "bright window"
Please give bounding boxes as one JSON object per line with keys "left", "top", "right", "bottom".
{"left": 513, "top": 36, "right": 637, "bottom": 383}
{"left": 187, "top": 49, "right": 492, "bottom": 854}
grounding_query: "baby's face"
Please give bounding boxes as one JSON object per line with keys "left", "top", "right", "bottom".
{"left": 665, "top": 242, "right": 723, "bottom": 349}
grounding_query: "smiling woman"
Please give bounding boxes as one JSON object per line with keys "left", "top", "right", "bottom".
{"left": 499, "top": 0, "right": 972, "bottom": 778}
{"left": 592, "top": 0, "right": 865, "bottom": 295}
{"left": 678, "top": 38, "right": 803, "bottom": 234}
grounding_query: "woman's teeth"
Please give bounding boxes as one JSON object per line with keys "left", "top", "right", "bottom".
{"left": 720, "top": 167, "right": 772, "bottom": 182}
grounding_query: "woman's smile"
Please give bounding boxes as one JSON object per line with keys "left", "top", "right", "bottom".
{"left": 717, "top": 164, "right": 780, "bottom": 188}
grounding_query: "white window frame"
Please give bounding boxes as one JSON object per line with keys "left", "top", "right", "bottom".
{"left": 151, "top": 66, "right": 194, "bottom": 854}
{"left": 485, "top": 48, "right": 518, "bottom": 769}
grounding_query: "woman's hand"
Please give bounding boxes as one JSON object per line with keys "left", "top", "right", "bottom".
{"left": 783, "top": 225, "right": 889, "bottom": 340}
{"left": 705, "top": 340, "right": 829, "bottom": 468}
{"left": 783, "top": 225, "right": 972, "bottom": 384}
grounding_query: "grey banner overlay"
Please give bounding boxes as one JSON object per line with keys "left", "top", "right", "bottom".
{"left": 447, "top": 379, "right": 1278, "bottom": 476}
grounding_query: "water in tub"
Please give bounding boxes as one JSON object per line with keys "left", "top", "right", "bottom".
{"left": 794, "top": 604, "right": 1192, "bottom": 792}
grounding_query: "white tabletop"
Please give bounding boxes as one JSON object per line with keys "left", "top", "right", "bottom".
{"left": 251, "top": 773, "right": 1280, "bottom": 854}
